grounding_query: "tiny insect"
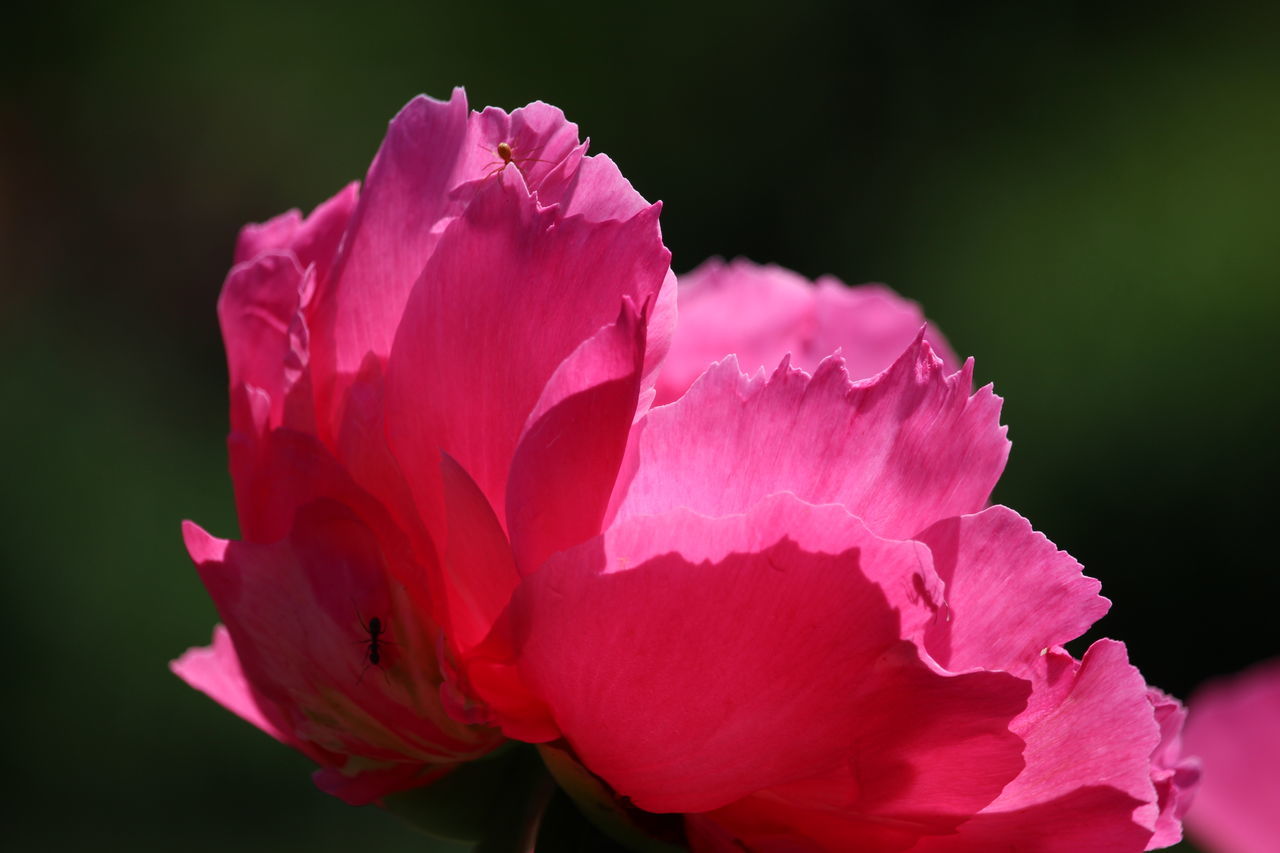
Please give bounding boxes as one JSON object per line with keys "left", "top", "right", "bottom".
{"left": 480, "top": 140, "right": 553, "bottom": 180}
{"left": 355, "top": 611, "right": 397, "bottom": 685}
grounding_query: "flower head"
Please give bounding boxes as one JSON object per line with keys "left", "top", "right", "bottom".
{"left": 176, "top": 90, "right": 1195, "bottom": 850}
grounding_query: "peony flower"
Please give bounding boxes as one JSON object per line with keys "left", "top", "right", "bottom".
{"left": 1184, "top": 658, "right": 1280, "bottom": 853}
{"left": 176, "top": 87, "right": 1195, "bottom": 851}
{"left": 654, "top": 257, "right": 958, "bottom": 404}
{"left": 173, "top": 88, "right": 676, "bottom": 805}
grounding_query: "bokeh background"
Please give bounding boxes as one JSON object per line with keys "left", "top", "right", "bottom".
{"left": 3, "top": 1, "right": 1276, "bottom": 849}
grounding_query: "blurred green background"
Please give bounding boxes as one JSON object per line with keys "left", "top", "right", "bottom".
{"left": 3, "top": 1, "right": 1276, "bottom": 849}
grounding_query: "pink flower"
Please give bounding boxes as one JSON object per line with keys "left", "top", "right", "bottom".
{"left": 1184, "top": 658, "right": 1280, "bottom": 853}
{"left": 173, "top": 88, "right": 675, "bottom": 804}
{"left": 654, "top": 257, "right": 958, "bottom": 404}
{"left": 176, "top": 87, "right": 1194, "bottom": 850}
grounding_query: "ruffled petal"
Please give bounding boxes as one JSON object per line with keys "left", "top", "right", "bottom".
{"left": 471, "top": 494, "right": 1028, "bottom": 815}
{"left": 612, "top": 337, "right": 1008, "bottom": 540}
{"left": 916, "top": 506, "right": 1109, "bottom": 678}
{"left": 909, "top": 641, "right": 1165, "bottom": 853}
{"left": 655, "top": 258, "right": 958, "bottom": 404}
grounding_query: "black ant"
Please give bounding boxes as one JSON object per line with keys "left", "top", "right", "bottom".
{"left": 355, "top": 610, "right": 398, "bottom": 685}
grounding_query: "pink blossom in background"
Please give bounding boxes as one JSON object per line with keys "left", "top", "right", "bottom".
{"left": 1184, "top": 658, "right": 1280, "bottom": 853}
{"left": 653, "top": 257, "right": 957, "bottom": 404}
{"left": 176, "top": 88, "right": 1196, "bottom": 850}
{"left": 173, "top": 88, "right": 675, "bottom": 804}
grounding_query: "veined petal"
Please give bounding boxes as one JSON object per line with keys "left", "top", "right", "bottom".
{"left": 613, "top": 336, "right": 1008, "bottom": 540}
{"left": 916, "top": 506, "right": 1109, "bottom": 678}
{"left": 656, "top": 258, "right": 958, "bottom": 405}
{"left": 310, "top": 89, "right": 471, "bottom": 429}
{"left": 909, "top": 641, "right": 1165, "bottom": 853}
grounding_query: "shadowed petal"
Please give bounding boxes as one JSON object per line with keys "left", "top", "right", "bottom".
{"left": 472, "top": 494, "right": 1027, "bottom": 815}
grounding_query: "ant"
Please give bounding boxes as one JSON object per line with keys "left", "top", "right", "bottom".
{"left": 355, "top": 609, "right": 398, "bottom": 685}
{"left": 479, "top": 140, "right": 554, "bottom": 180}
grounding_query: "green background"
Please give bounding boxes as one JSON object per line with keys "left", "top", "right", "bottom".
{"left": 3, "top": 1, "right": 1276, "bottom": 849}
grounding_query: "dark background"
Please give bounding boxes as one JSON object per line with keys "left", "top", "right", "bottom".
{"left": 3, "top": 1, "right": 1275, "bottom": 849}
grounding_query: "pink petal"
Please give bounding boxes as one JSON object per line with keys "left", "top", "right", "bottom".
{"left": 909, "top": 641, "right": 1166, "bottom": 852}
{"left": 916, "top": 506, "right": 1109, "bottom": 678}
{"left": 655, "top": 258, "right": 958, "bottom": 404}
{"left": 234, "top": 182, "right": 359, "bottom": 288}
{"left": 310, "top": 89, "right": 471, "bottom": 425}
{"left": 612, "top": 337, "right": 1008, "bottom": 540}
{"left": 311, "top": 92, "right": 652, "bottom": 435}
{"left": 227, "top": 426, "right": 426, "bottom": 620}
{"left": 184, "top": 506, "right": 499, "bottom": 778}
{"left": 1146, "top": 688, "right": 1199, "bottom": 849}
{"left": 170, "top": 624, "right": 292, "bottom": 744}
{"left": 1184, "top": 657, "right": 1280, "bottom": 853}
{"left": 437, "top": 452, "right": 519, "bottom": 656}
{"left": 384, "top": 172, "right": 669, "bottom": 540}
{"left": 810, "top": 278, "right": 957, "bottom": 384}
{"left": 473, "top": 494, "right": 1027, "bottom": 815}
{"left": 656, "top": 259, "right": 813, "bottom": 405}
{"left": 218, "top": 253, "right": 311, "bottom": 435}
{"left": 505, "top": 301, "right": 648, "bottom": 575}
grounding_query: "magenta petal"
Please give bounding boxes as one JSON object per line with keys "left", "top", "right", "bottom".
{"left": 655, "top": 258, "right": 958, "bottom": 404}
{"left": 385, "top": 172, "right": 669, "bottom": 537}
{"left": 484, "top": 494, "right": 1027, "bottom": 814}
{"left": 170, "top": 624, "right": 290, "bottom": 744}
{"left": 1146, "top": 688, "right": 1199, "bottom": 849}
{"left": 655, "top": 259, "right": 815, "bottom": 405}
{"left": 809, "top": 278, "right": 957, "bottom": 383}
{"left": 613, "top": 337, "right": 1008, "bottom": 540}
{"left": 235, "top": 182, "right": 359, "bottom": 288}
{"left": 505, "top": 302, "right": 647, "bottom": 575}
{"left": 1184, "top": 658, "right": 1280, "bottom": 853}
{"left": 311, "top": 89, "right": 470, "bottom": 419}
{"left": 910, "top": 641, "right": 1166, "bottom": 852}
{"left": 438, "top": 452, "right": 519, "bottom": 656}
{"left": 218, "top": 252, "right": 309, "bottom": 435}
{"left": 184, "top": 506, "right": 497, "bottom": 776}
{"left": 917, "top": 506, "right": 1109, "bottom": 677}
